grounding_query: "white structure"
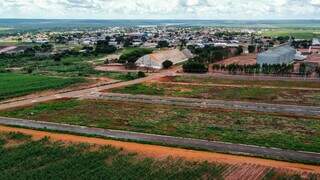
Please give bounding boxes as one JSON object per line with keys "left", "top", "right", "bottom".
{"left": 135, "top": 49, "right": 193, "bottom": 69}
{"left": 257, "top": 44, "right": 296, "bottom": 65}
{"left": 312, "top": 38, "right": 320, "bottom": 46}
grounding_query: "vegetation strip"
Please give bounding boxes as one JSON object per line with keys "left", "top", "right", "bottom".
{"left": 1, "top": 126, "right": 319, "bottom": 179}
{"left": 99, "top": 93, "right": 320, "bottom": 116}
{"left": 0, "top": 117, "right": 319, "bottom": 164}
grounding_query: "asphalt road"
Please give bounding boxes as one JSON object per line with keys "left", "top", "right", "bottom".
{"left": 0, "top": 117, "right": 319, "bottom": 164}
{"left": 93, "top": 93, "right": 320, "bottom": 116}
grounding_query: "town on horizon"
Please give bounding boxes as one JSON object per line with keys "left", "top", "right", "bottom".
{"left": 0, "top": 0, "right": 320, "bottom": 179}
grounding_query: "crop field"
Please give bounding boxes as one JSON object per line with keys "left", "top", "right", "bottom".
{"left": 0, "top": 131, "right": 312, "bottom": 179}
{"left": 0, "top": 131, "right": 225, "bottom": 179}
{"left": 110, "top": 82, "right": 320, "bottom": 106}
{"left": 0, "top": 73, "right": 85, "bottom": 100}
{"left": 261, "top": 28, "right": 320, "bottom": 39}
{"left": 1, "top": 99, "right": 320, "bottom": 153}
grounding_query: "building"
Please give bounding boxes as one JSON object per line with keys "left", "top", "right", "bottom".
{"left": 135, "top": 49, "right": 193, "bottom": 69}
{"left": 312, "top": 38, "right": 320, "bottom": 46}
{"left": 257, "top": 44, "right": 296, "bottom": 65}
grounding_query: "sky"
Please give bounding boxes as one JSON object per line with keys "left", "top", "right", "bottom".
{"left": 0, "top": 0, "right": 320, "bottom": 19}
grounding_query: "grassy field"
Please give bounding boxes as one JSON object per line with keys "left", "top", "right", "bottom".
{"left": 171, "top": 76, "right": 320, "bottom": 89}
{"left": 0, "top": 73, "right": 85, "bottom": 100}
{"left": 120, "top": 47, "right": 154, "bottom": 55}
{"left": 0, "top": 131, "right": 227, "bottom": 179}
{"left": 1, "top": 99, "right": 319, "bottom": 153}
{"left": 261, "top": 28, "right": 320, "bottom": 39}
{"left": 110, "top": 83, "right": 320, "bottom": 106}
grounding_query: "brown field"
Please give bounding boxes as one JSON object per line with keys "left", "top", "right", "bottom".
{"left": 110, "top": 81, "right": 320, "bottom": 106}
{"left": 215, "top": 54, "right": 257, "bottom": 65}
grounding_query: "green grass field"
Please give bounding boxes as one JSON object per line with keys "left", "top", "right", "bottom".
{"left": 261, "top": 28, "right": 320, "bottom": 39}
{"left": 1, "top": 99, "right": 319, "bottom": 153}
{"left": 0, "top": 73, "right": 85, "bottom": 100}
{"left": 110, "top": 83, "right": 320, "bottom": 106}
{"left": 0, "top": 131, "right": 226, "bottom": 179}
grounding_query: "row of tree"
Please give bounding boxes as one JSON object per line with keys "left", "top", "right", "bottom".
{"left": 212, "top": 63, "right": 294, "bottom": 75}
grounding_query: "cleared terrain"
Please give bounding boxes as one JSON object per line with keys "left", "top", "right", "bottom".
{"left": 1, "top": 99, "right": 319, "bottom": 154}
{"left": 110, "top": 76, "right": 320, "bottom": 106}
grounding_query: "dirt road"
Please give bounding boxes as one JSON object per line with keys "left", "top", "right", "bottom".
{"left": 0, "top": 125, "right": 319, "bottom": 175}
{"left": 0, "top": 117, "right": 319, "bottom": 164}
{"left": 152, "top": 81, "right": 320, "bottom": 91}
{"left": 0, "top": 69, "right": 175, "bottom": 110}
{"left": 94, "top": 93, "right": 320, "bottom": 116}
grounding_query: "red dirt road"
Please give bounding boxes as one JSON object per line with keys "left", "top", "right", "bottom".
{"left": 0, "top": 125, "right": 319, "bottom": 175}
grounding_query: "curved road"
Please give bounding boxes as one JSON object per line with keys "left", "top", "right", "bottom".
{"left": 0, "top": 117, "right": 319, "bottom": 164}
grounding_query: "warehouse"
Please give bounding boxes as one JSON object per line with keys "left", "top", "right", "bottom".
{"left": 257, "top": 44, "right": 296, "bottom": 65}
{"left": 135, "top": 49, "right": 193, "bottom": 69}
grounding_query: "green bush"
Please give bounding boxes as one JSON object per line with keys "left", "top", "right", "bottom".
{"left": 137, "top": 71, "right": 146, "bottom": 78}
{"left": 119, "top": 48, "right": 153, "bottom": 64}
{"left": 183, "top": 60, "right": 208, "bottom": 73}
{"left": 162, "top": 60, "right": 173, "bottom": 69}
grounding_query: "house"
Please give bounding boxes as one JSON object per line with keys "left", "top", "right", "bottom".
{"left": 135, "top": 49, "right": 193, "bottom": 69}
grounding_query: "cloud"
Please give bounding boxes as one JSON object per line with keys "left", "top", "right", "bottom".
{"left": 0, "top": 0, "right": 319, "bottom": 19}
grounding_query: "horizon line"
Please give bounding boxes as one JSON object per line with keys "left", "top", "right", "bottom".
{"left": 1, "top": 18, "right": 320, "bottom": 21}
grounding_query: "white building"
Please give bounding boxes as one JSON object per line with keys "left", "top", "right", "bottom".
{"left": 135, "top": 49, "right": 193, "bottom": 69}
{"left": 257, "top": 44, "right": 296, "bottom": 65}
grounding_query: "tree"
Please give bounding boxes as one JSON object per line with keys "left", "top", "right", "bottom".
{"left": 248, "top": 45, "right": 256, "bottom": 53}
{"left": 157, "top": 40, "right": 169, "bottom": 48}
{"left": 183, "top": 60, "right": 208, "bottom": 73}
{"left": 137, "top": 71, "right": 146, "bottom": 78}
{"left": 95, "top": 40, "right": 117, "bottom": 54}
{"left": 162, "top": 60, "right": 173, "bottom": 69}
{"left": 53, "top": 54, "right": 62, "bottom": 62}
{"left": 124, "top": 38, "right": 132, "bottom": 47}
{"left": 119, "top": 48, "right": 153, "bottom": 64}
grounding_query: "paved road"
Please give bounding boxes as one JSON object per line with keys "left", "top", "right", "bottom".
{"left": 92, "top": 93, "right": 320, "bottom": 116}
{"left": 0, "top": 117, "right": 319, "bottom": 164}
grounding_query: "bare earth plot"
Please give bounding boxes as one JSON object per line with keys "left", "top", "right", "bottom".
{"left": 1, "top": 99, "right": 319, "bottom": 156}
{"left": 215, "top": 54, "right": 257, "bottom": 66}
{"left": 0, "top": 126, "right": 319, "bottom": 179}
{"left": 110, "top": 76, "right": 320, "bottom": 106}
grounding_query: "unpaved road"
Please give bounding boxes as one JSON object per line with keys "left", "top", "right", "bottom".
{"left": 180, "top": 73, "right": 320, "bottom": 82}
{"left": 0, "top": 125, "right": 319, "bottom": 175}
{"left": 0, "top": 117, "right": 319, "bottom": 165}
{"left": 94, "top": 93, "right": 320, "bottom": 116}
{"left": 0, "top": 69, "right": 175, "bottom": 110}
{"left": 152, "top": 81, "right": 320, "bottom": 91}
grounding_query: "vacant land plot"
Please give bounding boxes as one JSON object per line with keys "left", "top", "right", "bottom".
{"left": 169, "top": 76, "right": 320, "bottom": 89}
{"left": 215, "top": 54, "right": 257, "bottom": 66}
{"left": 0, "top": 73, "right": 85, "bottom": 100}
{"left": 1, "top": 99, "right": 319, "bottom": 153}
{"left": 110, "top": 82, "right": 320, "bottom": 106}
{"left": 0, "top": 131, "right": 228, "bottom": 179}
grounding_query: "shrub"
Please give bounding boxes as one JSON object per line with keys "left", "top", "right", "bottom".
{"left": 183, "top": 60, "right": 208, "bottom": 73}
{"left": 162, "top": 60, "right": 173, "bottom": 69}
{"left": 119, "top": 48, "right": 153, "bottom": 64}
{"left": 137, "top": 71, "right": 146, "bottom": 78}
{"left": 157, "top": 40, "right": 169, "bottom": 48}
{"left": 248, "top": 45, "right": 256, "bottom": 53}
